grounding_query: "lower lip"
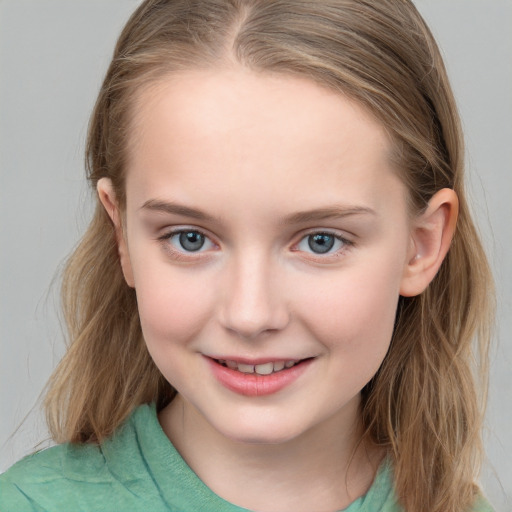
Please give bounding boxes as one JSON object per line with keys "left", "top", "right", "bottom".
{"left": 206, "top": 357, "right": 312, "bottom": 397}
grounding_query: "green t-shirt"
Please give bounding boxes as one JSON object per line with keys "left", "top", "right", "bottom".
{"left": 0, "top": 403, "right": 493, "bottom": 512}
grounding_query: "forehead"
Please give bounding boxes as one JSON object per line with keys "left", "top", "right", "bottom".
{"left": 125, "top": 68, "right": 405, "bottom": 216}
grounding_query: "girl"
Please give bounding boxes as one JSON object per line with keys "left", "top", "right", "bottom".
{"left": 0, "top": 1, "right": 495, "bottom": 511}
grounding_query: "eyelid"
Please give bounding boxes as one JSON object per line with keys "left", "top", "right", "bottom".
{"left": 294, "top": 227, "right": 354, "bottom": 244}
{"left": 158, "top": 225, "right": 212, "bottom": 241}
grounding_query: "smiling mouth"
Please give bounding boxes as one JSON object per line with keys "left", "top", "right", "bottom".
{"left": 212, "top": 358, "right": 310, "bottom": 375}
{"left": 207, "top": 357, "right": 314, "bottom": 396}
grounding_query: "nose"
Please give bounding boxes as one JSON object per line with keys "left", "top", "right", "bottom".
{"left": 219, "top": 253, "right": 290, "bottom": 340}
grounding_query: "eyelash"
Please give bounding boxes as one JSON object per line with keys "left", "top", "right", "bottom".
{"left": 157, "top": 228, "right": 353, "bottom": 261}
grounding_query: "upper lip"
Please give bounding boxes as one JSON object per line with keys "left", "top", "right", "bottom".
{"left": 205, "top": 355, "right": 309, "bottom": 365}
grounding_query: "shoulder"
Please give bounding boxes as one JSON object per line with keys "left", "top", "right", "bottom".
{"left": 1, "top": 438, "right": 111, "bottom": 482}
{"left": 360, "top": 459, "right": 495, "bottom": 512}
{"left": 0, "top": 404, "right": 169, "bottom": 512}
{"left": 469, "top": 493, "right": 495, "bottom": 512}
{"left": 0, "top": 442, "right": 106, "bottom": 511}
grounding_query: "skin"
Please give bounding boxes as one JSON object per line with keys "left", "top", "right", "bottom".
{"left": 98, "top": 68, "right": 458, "bottom": 512}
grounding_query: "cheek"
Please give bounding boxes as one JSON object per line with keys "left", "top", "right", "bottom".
{"left": 133, "top": 265, "right": 214, "bottom": 348}
{"left": 296, "top": 259, "right": 403, "bottom": 362}
{"left": 299, "top": 267, "right": 401, "bottom": 401}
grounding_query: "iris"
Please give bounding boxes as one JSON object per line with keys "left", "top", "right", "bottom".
{"left": 179, "top": 231, "right": 205, "bottom": 252}
{"left": 308, "top": 234, "right": 335, "bottom": 254}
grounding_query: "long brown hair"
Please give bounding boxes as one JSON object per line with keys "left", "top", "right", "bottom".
{"left": 44, "top": 2, "right": 494, "bottom": 511}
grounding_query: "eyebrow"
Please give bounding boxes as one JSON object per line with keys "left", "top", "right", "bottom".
{"left": 140, "top": 199, "right": 218, "bottom": 222}
{"left": 283, "top": 206, "right": 376, "bottom": 224}
{"left": 140, "top": 199, "right": 375, "bottom": 224}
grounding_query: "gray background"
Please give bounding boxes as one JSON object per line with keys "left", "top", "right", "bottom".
{"left": 1, "top": 1, "right": 511, "bottom": 509}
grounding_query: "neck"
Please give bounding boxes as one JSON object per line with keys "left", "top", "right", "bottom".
{"left": 159, "top": 395, "right": 383, "bottom": 512}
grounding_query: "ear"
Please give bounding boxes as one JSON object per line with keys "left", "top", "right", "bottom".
{"left": 400, "top": 188, "right": 458, "bottom": 297}
{"left": 97, "top": 178, "right": 135, "bottom": 288}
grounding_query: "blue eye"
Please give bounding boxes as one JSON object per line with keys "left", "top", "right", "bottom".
{"left": 297, "top": 233, "right": 347, "bottom": 255}
{"left": 166, "top": 230, "right": 215, "bottom": 253}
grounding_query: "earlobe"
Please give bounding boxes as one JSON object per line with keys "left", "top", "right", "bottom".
{"left": 97, "top": 178, "right": 135, "bottom": 288}
{"left": 400, "top": 188, "right": 458, "bottom": 297}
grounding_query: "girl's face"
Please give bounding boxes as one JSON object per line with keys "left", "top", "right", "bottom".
{"left": 110, "top": 69, "right": 417, "bottom": 444}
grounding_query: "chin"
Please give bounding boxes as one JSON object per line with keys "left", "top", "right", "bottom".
{"left": 209, "top": 412, "right": 309, "bottom": 446}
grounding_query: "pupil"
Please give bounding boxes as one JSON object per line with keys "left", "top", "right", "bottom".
{"left": 179, "top": 231, "right": 205, "bottom": 251}
{"left": 308, "top": 234, "right": 334, "bottom": 254}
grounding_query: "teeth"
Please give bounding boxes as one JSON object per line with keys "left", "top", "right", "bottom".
{"left": 273, "top": 361, "right": 285, "bottom": 372}
{"left": 219, "top": 359, "right": 298, "bottom": 374}
{"left": 237, "top": 363, "right": 255, "bottom": 374}
{"left": 255, "top": 362, "right": 274, "bottom": 375}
